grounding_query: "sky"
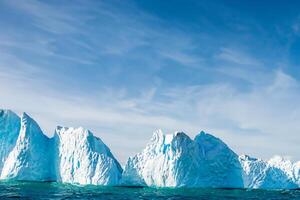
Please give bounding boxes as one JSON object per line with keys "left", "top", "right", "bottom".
{"left": 1, "top": 0, "right": 300, "bottom": 164}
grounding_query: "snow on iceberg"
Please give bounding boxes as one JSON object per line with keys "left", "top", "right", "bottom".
{"left": 1, "top": 112, "right": 53, "bottom": 181}
{"left": 52, "top": 126, "right": 122, "bottom": 185}
{"left": 122, "top": 130, "right": 244, "bottom": 188}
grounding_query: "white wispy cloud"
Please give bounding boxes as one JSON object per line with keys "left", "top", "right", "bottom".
{"left": 217, "top": 47, "right": 261, "bottom": 66}
{"left": 4, "top": 0, "right": 82, "bottom": 34}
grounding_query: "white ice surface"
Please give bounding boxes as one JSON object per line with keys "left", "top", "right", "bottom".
{"left": 53, "top": 126, "right": 122, "bottom": 185}
{"left": 122, "top": 130, "right": 244, "bottom": 188}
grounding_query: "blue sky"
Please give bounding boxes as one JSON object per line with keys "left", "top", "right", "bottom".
{"left": 1, "top": 0, "right": 300, "bottom": 163}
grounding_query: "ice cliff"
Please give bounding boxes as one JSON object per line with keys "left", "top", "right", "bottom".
{"left": 1, "top": 113, "right": 53, "bottom": 181}
{"left": 52, "top": 126, "right": 122, "bottom": 185}
{"left": 0, "top": 110, "right": 20, "bottom": 173}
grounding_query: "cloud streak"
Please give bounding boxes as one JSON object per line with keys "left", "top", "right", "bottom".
{"left": 217, "top": 47, "right": 261, "bottom": 66}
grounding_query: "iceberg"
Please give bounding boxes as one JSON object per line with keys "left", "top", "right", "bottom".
{"left": 122, "top": 130, "right": 244, "bottom": 188}
{"left": 0, "top": 110, "right": 122, "bottom": 185}
{"left": 0, "top": 110, "right": 20, "bottom": 172}
{"left": 1, "top": 113, "right": 53, "bottom": 181}
{"left": 123, "top": 130, "right": 300, "bottom": 189}
{"left": 239, "top": 155, "right": 299, "bottom": 189}
{"left": 52, "top": 126, "right": 122, "bottom": 185}
{"left": 0, "top": 109, "right": 300, "bottom": 189}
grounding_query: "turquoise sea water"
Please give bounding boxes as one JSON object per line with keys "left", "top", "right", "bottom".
{"left": 0, "top": 182, "right": 300, "bottom": 200}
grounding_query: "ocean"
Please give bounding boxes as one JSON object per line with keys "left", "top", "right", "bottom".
{"left": 0, "top": 181, "right": 299, "bottom": 200}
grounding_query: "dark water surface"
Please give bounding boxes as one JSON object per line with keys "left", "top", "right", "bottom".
{"left": 0, "top": 181, "right": 299, "bottom": 199}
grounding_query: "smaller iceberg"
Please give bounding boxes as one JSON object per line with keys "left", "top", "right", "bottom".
{"left": 1, "top": 113, "right": 53, "bottom": 181}
{"left": 0, "top": 110, "right": 20, "bottom": 172}
{"left": 52, "top": 126, "right": 123, "bottom": 185}
{"left": 239, "top": 155, "right": 299, "bottom": 189}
